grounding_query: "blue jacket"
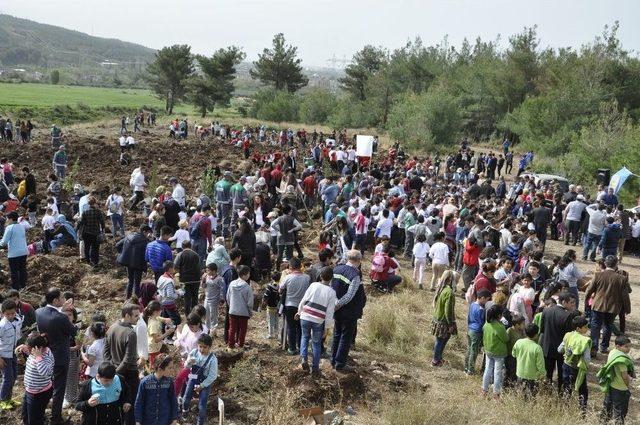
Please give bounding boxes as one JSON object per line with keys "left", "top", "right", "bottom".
{"left": 467, "top": 302, "right": 486, "bottom": 333}
{"left": 0, "top": 223, "right": 28, "bottom": 258}
{"left": 599, "top": 224, "right": 622, "bottom": 252}
{"left": 144, "top": 240, "right": 173, "bottom": 272}
{"left": 134, "top": 374, "right": 178, "bottom": 425}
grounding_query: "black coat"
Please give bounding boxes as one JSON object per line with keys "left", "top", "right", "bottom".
{"left": 116, "top": 231, "right": 149, "bottom": 270}
{"left": 539, "top": 304, "right": 577, "bottom": 359}
{"left": 75, "top": 375, "right": 129, "bottom": 425}
{"left": 35, "top": 306, "right": 77, "bottom": 365}
{"left": 163, "top": 199, "right": 181, "bottom": 231}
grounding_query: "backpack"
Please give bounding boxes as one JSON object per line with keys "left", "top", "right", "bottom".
{"left": 108, "top": 195, "right": 120, "bottom": 214}
{"left": 371, "top": 253, "right": 386, "bottom": 274}
{"left": 17, "top": 180, "right": 26, "bottom": 199}
{"left": 189, "top": 217, "right": 205, "bottom": 239}
{"left": 465, "top": 283, "right": 476, "bottom": 304}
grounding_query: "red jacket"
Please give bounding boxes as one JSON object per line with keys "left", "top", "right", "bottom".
{"left": 474, "top": 274, "right": 496, "bottom": 294}
{"left": 463, "top": 239, "right": 480, "bottom": 266}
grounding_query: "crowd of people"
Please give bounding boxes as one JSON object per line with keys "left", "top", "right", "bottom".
{"left": 0, "top": 117, "right": 637, "bottom": 424}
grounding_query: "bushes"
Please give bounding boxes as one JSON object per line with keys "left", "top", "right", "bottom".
{"left": 298, "top": 88, "right": 337, "bottom": 124}
{"left": 387, "top": 84, "right": 461, "bottom": 150}
{"left": 250, "top": 88, "right": 300, "bottom": 122}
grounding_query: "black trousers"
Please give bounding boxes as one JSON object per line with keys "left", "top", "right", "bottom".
{"left": 544, "top": 355, "right": 564, "bottom": 394}
{"left": 82, "top": 233, "right": 100, "bottom": 265}
{"left": 8, "top": 255, "right": 27, "bottom": 290}
{"left": 183, "top": 282, "right": 199, "bottom": 317}
{"left": 121, "top": 368, "right": 139, "bottom": 425}
{"left": 284, "top": 306, "right": 301, "bottom": 351}
{"left": 51, "top": 363, "right": 68, "bottom": 423}
{"left": 126, "top": 267, "right": 143, "bottom": 299}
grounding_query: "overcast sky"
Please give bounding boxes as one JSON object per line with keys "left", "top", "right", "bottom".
{"left": 2, "top": 0, "right": 639, "bottom": 67}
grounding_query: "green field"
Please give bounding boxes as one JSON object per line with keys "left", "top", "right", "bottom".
{"left": 0, "top": 83, "right": 248, "bottom": 121}
{"left": 0, "top": 82, "right": 167, "bottom": 108}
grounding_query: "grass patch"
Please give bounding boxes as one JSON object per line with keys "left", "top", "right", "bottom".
{"left": 256, "top": 388, "right": 302, "bottom": 425}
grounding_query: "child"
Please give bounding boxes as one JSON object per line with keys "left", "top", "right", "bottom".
{"left": 157, "top": 261, "right": 181, "bottom": 327}
{"left": 504, "top": 314, "right": 525, "bottom": 388}
{"left": 201, "top": 263, "right": 224, "bottom": 336}
{"left": 412, "top": 233, "right": 429, "bottom": 290}
{"left": 464, "top": 289, "right": 492, "bottom": 375}
{"left": 511, "top": 323, "right": 545, "bottom": 398}
{"left": 227, "top": 265, "right": 254, "bottom": 349}
{"left": 182, "top": 334, "right": 218, "bottom": 425}
{"left": 262, "top": 272, "right": 281, "bottom": 340}
{"left": 144, "top": 301, "right": 175, "bottom": 368}
{"left": 598, "top": 335, "right": 634, "bottom": 424}
{"left": 76, "top": 362, "right": 130, "bottom": 425}
{"left": 558, "top": 316, "right": 591, "bottom": 415}
{"left": 169, "top": 220, "right": 190, "bottom": 252}
{"left": 174, "top": 313, "right": 204, "bottom": 359}
{"left": 505, "top": 234, "right": 520, "bottom": 265}
{"left": 0, "top": 299, "right": 22, "bottom": 409}
{"left": 508, "top": 273, "right": 535, "bottom": 324}
{"left": 81, "top": 322, "right": 106, "bottom": 380}
{"left": 19, "top": 333, "right": 54, "bottom": 425}
{"left": 482, "top": 304, "right": 508, "bottom": 399}
{"left": 134, "top": 354, "right": 179, "bottom": 425}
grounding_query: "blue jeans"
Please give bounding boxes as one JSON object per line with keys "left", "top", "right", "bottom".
{"left": 110, "top": 213, "right": 125, "bottom": 237}
{"left": 433, "top": 336, "right": 450, "bottom": 363}
{"left": 182, "top": 379, "right": 212, "bottom": 425}
{"left": 591, "top": 311, "right": 615, "bottom": 352}
{"left": 331, "top": 318, "right": 357, "bottom": 369}
{"left": 22, "top": 387, "right": 53, "bottom": 425}
{"left": 300, "top": 320, "right": 324, "bottom": 371}
{"left": 582, "top": 233, "right": 601, "bottom": 260}
{"left": 0, "top": 356, "right": 16, "bottom": 400}
{"left": 482, "top": 355, "right": 505, "bottom": 395}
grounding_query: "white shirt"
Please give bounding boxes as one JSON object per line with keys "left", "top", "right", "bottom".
{"left": 347, "top": 149, "right": 356, "bottom": 161}
{"left": 126, "top": 135, "right": 135, "bottom": 145}
{"left": 106, "top": 194, "right": 124, "bottom": 216}
{"left": 119, "top": 136, "right": 127, "bottom": 147}
{"left": 412, "top": 241, "right": 430, "bottom": 259}
{"left": 85, "top": 338, "right": 104, "bottom": 377}
{"left": 41, "top": 214, "right": 56, "bottom": 231}
{"left": 375, "top": 218, "right": 393, "bottom": 238}
{"left": 499, "top": 228, "right": 512, "bottom": 251}
{"left": 131, "top": 171, "right": 146, "bottom": 192}
{"left": 429, "top": 242, "right": 450, "bottom": 265}
{"left": 172, "top": 184, "right": 186, "bottom": 207}
{"left": 135, "top": 316, "right": 148, "bottom": 360}
{"left": 633, "top": 220, "right": 640, "bottom": 239}
{"left": 170, "top": 229, "right": 190, "bottom": 249}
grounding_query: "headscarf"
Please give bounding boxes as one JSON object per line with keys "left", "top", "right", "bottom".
{"left": 433, "top": 270, "right": 455, "bottom": 307}
{"left": 56, "top": 214, "right": 78, "bottom": 242}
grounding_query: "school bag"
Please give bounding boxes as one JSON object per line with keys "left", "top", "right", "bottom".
{"left": 465, "top": 283, "right": 476, "bottom": 304}
{"left": 108, "top": 195, "right": 120, "bottom": 214}
{"left": 189, "top": 217, "right": 206, "bottom": 239}
{"left": 17, "top": 180, "right": 26, "bottom": 199}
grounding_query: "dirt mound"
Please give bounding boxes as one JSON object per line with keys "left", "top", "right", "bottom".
{"left": 286, "top": 367, "right": 366, "bottom": 406}
{"left": 27, "top": 255, "right": 87, "bottom": 292}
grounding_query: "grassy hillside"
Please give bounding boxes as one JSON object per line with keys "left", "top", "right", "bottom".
{"left": 0, "top": 14, "right": 155, "bottom": 67}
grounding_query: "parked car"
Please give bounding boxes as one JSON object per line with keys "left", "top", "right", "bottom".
{"left": 521, "top": 172, "right": 570, "bottom": 193}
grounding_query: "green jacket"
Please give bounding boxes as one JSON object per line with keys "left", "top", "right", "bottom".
{"left": 512, "top": 338, "right": 545, "bottom": 380}
{"left": 482, "top": 320, "right": 508, "bottom": 357}
{"left": 433, "top": 286, "right": 455, "bottom": 324}
{"left": 597, "top": 350, "right": 635, "bottom": 393}
{"left": 562, "top": 331, "right": 592, "bottom": 391}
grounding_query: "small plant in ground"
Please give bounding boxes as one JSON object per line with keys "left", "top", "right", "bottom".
{"left": 63, "top": 158, "right": 80, "bottom": 192}
{"left": 256, "top": 388, "right": 301, "bottom": 425}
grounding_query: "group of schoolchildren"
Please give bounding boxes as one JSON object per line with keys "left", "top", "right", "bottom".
{"left": 463, "top": 286, "right": 633, "bottom": 422}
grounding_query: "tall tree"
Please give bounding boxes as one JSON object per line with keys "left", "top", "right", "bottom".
{"left": 250, "top": 33, "right": 308, "bottom": 92}
{"left": 339, "top": 45, "right": 388, "bottom": 101}
{"left": 188, "top": 47, "right": 245, "bottom": 117}
{"left": 146, "top": 44, "right": 194, "bottom": 114}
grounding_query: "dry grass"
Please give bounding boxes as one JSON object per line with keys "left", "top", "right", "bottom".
{"left": 256, "top": 388, "right": 303, "bottom": 425}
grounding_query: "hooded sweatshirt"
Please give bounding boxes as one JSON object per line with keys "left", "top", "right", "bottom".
{"left": 227, "top": 278, "right": 253, "bottom": 317}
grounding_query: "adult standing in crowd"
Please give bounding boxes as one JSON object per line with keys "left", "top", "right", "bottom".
{"left": 116, "top": 224, "right": 153, "bottom": 299}
{"left": 35, "top": 288, "right": 76, "bottom": 425}
{"left": 0, "top": 211, "right": 28, "bottom": 290}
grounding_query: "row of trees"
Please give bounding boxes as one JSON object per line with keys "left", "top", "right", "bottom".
{"left": 146, "top": 33, "right": 308, "bottom": 116}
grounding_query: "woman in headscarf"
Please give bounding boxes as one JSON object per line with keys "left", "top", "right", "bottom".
{"left": 48, "top": 214, "right": 78, "bottom": 252}
{"left": 431, "top": 270, "right": 457, "bottom": 367}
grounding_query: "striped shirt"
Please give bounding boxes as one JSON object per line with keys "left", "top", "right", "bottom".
{"left": 297, "top": 282, "right": 337, "bottom": 330}
{"left": 24, "top": 349, "right": 54, "bottom": 394}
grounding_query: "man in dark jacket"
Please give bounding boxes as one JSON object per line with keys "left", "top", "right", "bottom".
{"left": 532, "top": 201, "right": 552, "bottom": 248}
{"left": 174, "top": 240, "right": 202, "bottom": 315}
{"left": 76, "top": 362, "right": 130, "bottom": 425}
{"left": 162, "top": 195, "right": 181, "bottom": 232}
{"left": 539, "top": 292, "right": 577, "bottom": 394}
{"left": 77, "top": 197, "right": 105, "bottom": 266}
{"left": 36, "top": 288, "right": 76, "bottom": 425}
{"left": 104, "top": 304, "right": 141, "bottom": 425}
{"left": 117, "top": 224, "right": 152, "bottom": 299}
{"left": 331, "top": 250, "right": 365, "bottom": 372}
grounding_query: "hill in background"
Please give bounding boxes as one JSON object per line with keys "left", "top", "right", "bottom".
{"left": 0, "top": 14, "right": 155, "bottom": 67}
